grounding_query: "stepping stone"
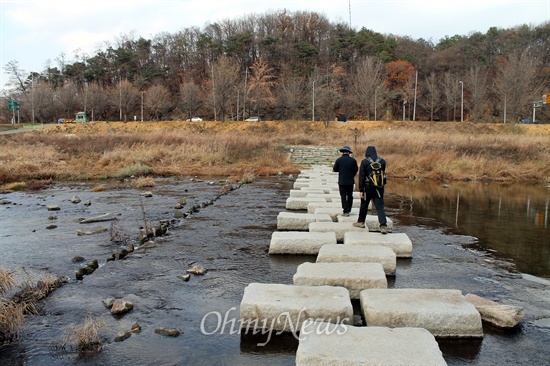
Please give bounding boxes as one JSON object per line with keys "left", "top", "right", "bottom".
{"left": 309, "top": 221, "right": 367, "bottom": 242}
{"left": 289, "top": 189, "right": 326, "bottom": 197}
{"left": 360, "top": 288, "right": 483, "bottom": 338}
{"left": 240, "top": 283, "right": 353, "bottom": 333}
{"left": 269, "top": 232, "right": 337, "bottom": 255}
{"left": 366, "top": 215, "right": 394, "bottom": 232}
{"left": 307, "top": 201, "right": 361, "bottom": 214}
{"left": 277, "top": 212, "right": 333, "bottom": 231}
{"left": 344, "top": 231, "right": 413, "bottom": 258}
{"left": 294, "top": 262, "right": 387, "bottom": 299}
{"left": 317, "top": 244, "right": 396, "bottom": 275}
{"left": 296, "top": 323, "right": 447, "bottom": 366}
{"left": 314, "top": 207, "right": 360, "bottom": 221}
{"left": 286, "top": 197, "right": 327, "bottom": 210}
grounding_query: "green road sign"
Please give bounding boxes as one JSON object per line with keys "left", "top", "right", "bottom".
{"left": 8, "top": 99, "right": 13, "bottom": 110}
{"left": 13, "top": 102, "right": 19, "bottom": 111}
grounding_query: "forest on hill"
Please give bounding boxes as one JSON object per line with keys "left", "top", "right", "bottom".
{"left": 2, "top": 9, "right": 549, "bottom": 123}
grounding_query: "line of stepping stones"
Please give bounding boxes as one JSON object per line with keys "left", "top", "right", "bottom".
{"left": 239, "top": 147, "right": 523, "bottom": 365}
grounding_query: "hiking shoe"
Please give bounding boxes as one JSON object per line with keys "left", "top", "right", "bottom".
{"left": 380, "top": 226, "right": 388, "bottom": 234}
{"left": 342, "top": 212, "right": 350, "bottom": 217}
{"left": 353, "top": 222, "right": 365, "bottom": 228}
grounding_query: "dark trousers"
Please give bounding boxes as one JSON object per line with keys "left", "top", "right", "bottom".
{"left": 357, "top": 188, "right": 387, "bottom": 226}
{"left": 338, "top": 184, "right": 354, "bottom": 214}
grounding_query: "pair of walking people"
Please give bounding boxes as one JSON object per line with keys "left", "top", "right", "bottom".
{"left": 332, "top": 145, "right": 388, "bottom": 234}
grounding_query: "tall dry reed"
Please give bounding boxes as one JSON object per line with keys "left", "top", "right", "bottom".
{"left": 0, "top": 121, "right": 548, "bottom": 185}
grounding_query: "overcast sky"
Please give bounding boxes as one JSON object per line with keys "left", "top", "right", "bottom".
{"left": 1, "top": 0, "right": 549, "bottom": 90}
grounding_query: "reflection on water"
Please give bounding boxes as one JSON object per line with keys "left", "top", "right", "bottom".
{"left": 386, "top": 180, "right": 550, "bottom": 278}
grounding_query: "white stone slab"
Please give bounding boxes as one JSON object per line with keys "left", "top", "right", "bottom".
{"left": 240, "top": 283, "right": 353, "bottom": 332}
{"left": 316, "top": 244, "right": 396, "bottom": 275}
{"left": 277, "top": 212, "right": 333, "bottom": 231}
{"left": 309, "top": 221, "right": 367, "bottom": 242}
{"left": 294, "top": 262, "right": 387, "bottom": 299}
{"left": 290, "top": 189, "right": 326, "bottom": 197}
{"left": 344, "top": 232, "right": 412, "bottom": 258}
{"left": 360, "top": 289, "right": 483, "bottom": 338}
{"left": 296, "top": 324, "right": 447, "bottom": 366}
{"left": 306, "top": 193, "right": 341, "bottom": 202}
{"left": 269, "top": 231, "right": 337, "bottom": 255}
{"left": 308, "top": 201, "right": 361, "bottom": 214}
{"left": 366, "top": 215, "right": 394, "bottom": 231}
{"left": 286, "top": 197, "right": 328, "bottom": 210}
{"left": 314, "top": 207, "right": 360, "bottom": 221}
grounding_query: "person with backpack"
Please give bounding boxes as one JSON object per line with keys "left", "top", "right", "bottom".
{"left": 353, "top": 146, "right": 388, "bottom": 234}
{"left": 332, "top": 146, "right": 358, "bottom": 217}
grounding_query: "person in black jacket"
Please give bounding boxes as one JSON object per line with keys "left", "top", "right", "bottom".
{"left": 333, "top": 146, "right": 358, "bottom": 217}
{"left": 353, "top": 146, "right": 388, "bottom": 233}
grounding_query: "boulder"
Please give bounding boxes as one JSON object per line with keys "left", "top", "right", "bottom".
{"left": 111, "top": 299, "right": 133, "bottom": 315}
{"left": 155, "top": 327, "right": 181, "bottom": 337}
{"left": 114, "top": 330, "right": 132, "bottom": 342}
{"left": 70, "top": 195, "right": 81, "bottom": 203}
{"left": 186, "top": 265, "right": 206, "bottom": 275}
{"left": 465, "top": 293, "right": 525, "bottom": 328}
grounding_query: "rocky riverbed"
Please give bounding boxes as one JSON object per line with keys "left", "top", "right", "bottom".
{"left": 0, "top": 174, "right": 549, "bottom": 365}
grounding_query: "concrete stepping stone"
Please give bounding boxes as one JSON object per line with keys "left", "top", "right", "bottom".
{"left": 316, "top": 244, "right": 396, "bottom": 275}
{"left": 360, "top": 288, "right": 483, "bottom": 338}
{"left": 338, "top": 215, "right": 394, "bottom": 232}
{"left": 289, "top": 189, "right": 326, "bottom": 197}
{"left": 269, "top": 231, "right": 337, "bottom": 255}
{"left": 314, "top": 207, "right": 360, "bottom": 221}
{"left": 309, "top": 221, "right": 367, "bottom": 242}
{"left": 344, "top": 231, "right": 413, "bottom": 258}
{"left": 307, "top": 201, "right": 361, "bottom": 214}
{"left": 277, "top": 212, "right": 333, "bottom": 231}
{"left": 286, "top": 197, "right": 327, "bottom": 210}
{"left": 294, "top": 262, "right": 387, "bottom": 299}
{"left": 296, "top": 323, "right": 447, "bottom": 366}
{"left": 240, "top": 283, "right": 353, "bottom": 333}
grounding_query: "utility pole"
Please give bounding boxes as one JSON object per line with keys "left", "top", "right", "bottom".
{"left": 312, "top": 81, "right": 316, "bottom": 121}
{"left": 413, "top": 70, "right": 418, "bottom": 121}
{"left": 459, "top": 80, "right": 464, "bottom": 122}
{"left": 243, "top": 68, "right": 248, "bottom": 121}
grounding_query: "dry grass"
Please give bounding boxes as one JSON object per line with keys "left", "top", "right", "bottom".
{"left": 1, "top": 268, "right": 62, "bottom": 347}
{"left": 131, "top": 176, "right": 156, "bottom": 188}
{"left": 0, "top": 120, "right": 548, "bottom": 184}
{"left": 59, "top": 314, "right": 106, "bottom": 353}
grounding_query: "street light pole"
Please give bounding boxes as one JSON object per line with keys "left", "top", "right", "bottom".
{"left": 459, "top": 80, "right": 464, "bottom": 122}
{"left": 141, "top": 91, "right": 146, "bottom": 122}
{"left": 312, "top": 81, "right": 316, "bottom": 121}
{"left": 374, "top": 86, "right": 378, "bottom": 121}
{"left": 31, "top": 76, "right": 35, "bottom": 124}
{"left": 402, "top": 99, "right": 407, "bottom": 121}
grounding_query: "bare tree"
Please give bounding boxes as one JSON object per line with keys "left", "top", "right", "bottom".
{"left": 32, "top": 81, "right": 56, "bottom": 123}
{"left": 276, "top": 76, "right": 306, "bottom": 120}
{"left": 107, "top": 79, "right": 140, "bottom": 122}
{"left": 145, "top": 84, "right": 172, "bottom": 120}
{"left": 179, "top": 82, "right": 202, "bottom": 120}
{"left": 465, "top": 66, "right": 488, "bottom": 121}
{"left": 350, "top": 56, "right": 386, "bottom": 120}
{"left": 420, "top": 72, "right": 442, "bottom": 121}
{"left": 3, "top": 60, "right": 28, "bottom": 93}
{"left": 440, "top": 72, "right": 461, "bottom": 121}
{"left": 210, "top": 57, "right": 239, "bottom": 121}
{"left": 496, "top": 51, "right": 541, "bottom": 122}
{"left": 247, "top": 59, "right": 276, "bottom": 118}
{"left": 86, "top": 83, "right": 111, "bottom": 121}
{"left": 56, "top": 83, "right": 79, "bottom": 119}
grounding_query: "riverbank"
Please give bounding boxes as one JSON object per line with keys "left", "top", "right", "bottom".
{"left": 0, "top": 121, "right": 549, "bottom": 187}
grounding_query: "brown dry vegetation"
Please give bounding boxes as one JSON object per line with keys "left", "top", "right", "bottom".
{"left": 0, "top": 121, "right": 549, "bottom": 185}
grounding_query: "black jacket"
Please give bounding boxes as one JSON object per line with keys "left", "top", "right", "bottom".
{"left": 359, "top": 146, "right": 386, "bottom": 192}
{"left": 333, "top": 153, "right": 358, "bottom": 185}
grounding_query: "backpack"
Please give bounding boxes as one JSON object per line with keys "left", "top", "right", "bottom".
{"left": 366, "top": 157, "right": 386, "bottom": 188}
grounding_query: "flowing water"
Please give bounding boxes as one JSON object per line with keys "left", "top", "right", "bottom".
{"left": 0, "top": 176, "right": 548, "bottom": 365}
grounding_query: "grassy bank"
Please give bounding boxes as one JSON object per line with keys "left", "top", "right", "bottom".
{"left": 0, "top": 120, "right": 549, "bottom": 186}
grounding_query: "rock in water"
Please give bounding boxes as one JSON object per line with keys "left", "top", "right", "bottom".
{"left": 154, "top": 327, "right": 181, "bottom": 337}
{"left": 111, "top": 299, "right": 134, "bottom": 315}
{"left": 186, "top": 265, "right": 206, "bottom": 275}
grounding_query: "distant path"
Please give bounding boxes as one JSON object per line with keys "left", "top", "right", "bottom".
{"left": 289, "top": 145, "right": 340, "bottom": 166}
{"left": 0, "top": 125, "right": 51, "bottom": 134}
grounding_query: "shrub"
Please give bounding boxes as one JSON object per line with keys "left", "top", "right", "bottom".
{"left": 115, "top": 163, "right": 153, "bottom": 178}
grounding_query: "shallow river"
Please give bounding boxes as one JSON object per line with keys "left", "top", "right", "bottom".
{"left": 0, "top": 176, "right": 548, "bottom": 365}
